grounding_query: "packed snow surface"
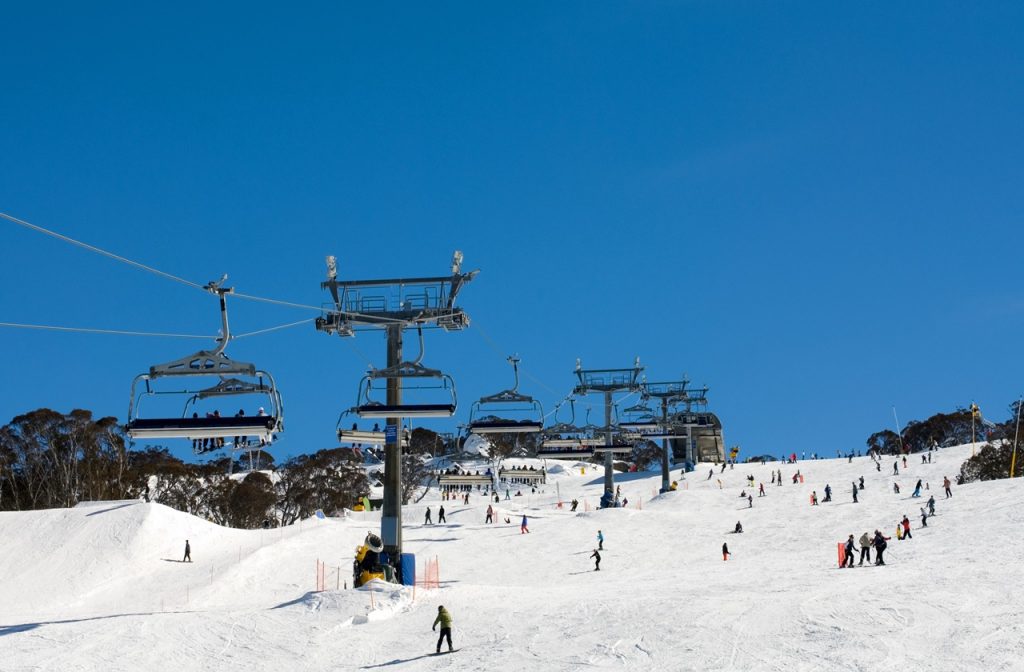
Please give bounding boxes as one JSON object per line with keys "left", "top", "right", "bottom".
{"left": 2, "top": 444, "right": 1022, "bottom": 671}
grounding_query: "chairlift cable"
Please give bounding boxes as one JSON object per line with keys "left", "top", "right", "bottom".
{"left": 0, "top": 321, "right": 212, "bottom": 339}
{"left": 1, "top": 212, "right": 332, "bottom": 316}
{"left": 233, "top": 317, "right": 318, "bottom": 339}
{"left": 1, "top": 211, "right": 207, "bottom": 292}
{"left": 471, "top": 320, "right": 561, "bottom": 396}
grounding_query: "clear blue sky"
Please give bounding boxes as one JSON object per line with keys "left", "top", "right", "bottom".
{"left": 2, "top": 2, "right": 1022, "bottom": 463}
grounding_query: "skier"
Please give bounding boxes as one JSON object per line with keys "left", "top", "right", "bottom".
{"left": 759, "top": 483, "right": 765, "bottom": 497}
{"left": 943, "top": 476, "right": 952, "bottom": 498}
{"left": 438, "top": 505, "right": 447, "bottom": 524}
{"left": 901, "top": 515, "right": 912, "bottom": 539}
{"left": 505, "top": 490, "right": 511, "bottom": 501}
{"left": 708, "top": 468, "right": 714, "bottom": 480}
{"left": 597, "top": 530, "right": 604, "bottom": 551}
{"left": 771, "top": 471, "right": 776, "bottom": 485}
{"left": 520, "top": 514, "right": 530, "bottom": 534}
{"left": 902, "top": 455, "right": 908, "bottom": 469}
{"left": 872, "top": 530, "right": 890, "bottom": 565}
{"left": 927, "top": 495, "right": 936, "bottom": 515}
{"left": 590, "top": 548, "right": 601, "bottom": 571}
{"left": 570, "top": 499, "right": 579, "bottom": 512}
{"left": 893, "top": 482, "right": 900, "bottom": 495}
{"left": 843, "top": 535, "right": 856, "bottom": 568}
{"left": 912, "top": 479, "right": 922, "bottom": 497}
{"left": 876, "top": 461, "right": 881, "bottom": 472}
{"left": 485, "top": 504, "right": 493, "bottom": 524}
{"left": 858, "top": 476, "right": 865, "bottom": 490}
{"left": 893, "top": 461, "right": 899, "bottom": 476}
{"left": 811, "top": 491, "right": 818, "bottom": 506}
{"left": 920, "top": 508, "right": 928, "bottom": 527}
{"left": 432, "top": 605, "right": 454, "bottom": 653}
{"left": 824, "top": 484, "right": 832, "bottom": 502}
{"left": 183, "top": 539, "right": 192, "bottom": 563}
{"left": 734, "top": 521, "right": 743, "bottom": 533}
{"left": 424, "top": 507, "right": 433, "bottom": 525}
{"left": 722, "top": 542, "right": 731, "bottom": 561}
{"left": 852, "top": 482, "right": 859, "bottom": 503}
{"left": 858, "top": 531, "right": 872, "bottom": 566}
{"left": 747, "top": 494, "right": 753, "bottom": 508}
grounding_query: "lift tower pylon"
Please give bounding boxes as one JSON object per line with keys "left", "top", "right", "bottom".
{"left": 316, "top": 252, "right": 476, "bottom": 577}
{"left": 641, "top": 379, "right": 691, "bottom": 493}
{"left": 573, "top": 358, "right": 643, "bottom": 508}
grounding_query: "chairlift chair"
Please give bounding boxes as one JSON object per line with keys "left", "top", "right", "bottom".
{"left": 336, "top": 409, "right": 410, "bottom": 446}
{"left": 467, "top": 356, "right": 544, "bottom": 435}
{"left": 353, "top": 361, "right": 457, "bottom": 418}
{"left": 125, "top": 281, "right": 284, "bottom": 447}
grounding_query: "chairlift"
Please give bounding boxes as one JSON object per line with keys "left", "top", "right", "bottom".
{"left": 616, "top": 397, "right": 660, "bottom": 435}
{"left": 353, "top": 328, "right": 456, "bottom": 418}
{"left": 467, "top": 356, "right": 544, "bottom": 435}
{"left": 125, "top": 280, "right": 284, "bottom": 449}
{"left": 336, "top": 408, "right": 410, "bottom": 446}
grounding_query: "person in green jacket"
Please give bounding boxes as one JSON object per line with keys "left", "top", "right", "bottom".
{"left": 433, "top": 605, "right": 453, "bottom": 653}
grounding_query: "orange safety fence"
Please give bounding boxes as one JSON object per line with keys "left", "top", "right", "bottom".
{"left": 416, "top": 555, "right": 441, "bottom": 590}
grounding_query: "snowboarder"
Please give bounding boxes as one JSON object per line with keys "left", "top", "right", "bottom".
{"left": 872, "top": 530, "right": 890, "bottom": 565}
{"left": 943, "top": 476, "right": 952, "bottom": 498}
{"left": 597, "top": 530, "right": 604, "bottom": 550}
{"left": 858, "top": 532, "right": 871, "bottom": 565}
{"left": 852, "top": 482, "right": 859, "bottom": 503}
{"left": 912, "top": 479, "right": 923, "bottom": 497}
{"left": 722, "top": 542, "right": 731, "bottom": 561}
{"left": 843, "top": 535, "right": 856, "bottom": 568}
{"left": 824, "top": 484, "right": 832, "bottom": 502}
{"left": 570, "top": 499, "right": 579, "bottom": 512}
{"left": 521, "top": 514, "right": 530, "bottom": 534}
{"left": 438, "top": 505, "right": 446, "bottom": 524}
{"left": 424, "top": 507, "right": 433, "bottom": 525}
{"left": 433, "top": 605, "right": 454, "bottom": 653}
{"left": 858, "top": 476, "right": 865, "bottom": 490}
{"left": 901, "top": 515, "right": 912, "bottom": 539}
{"left": 485, "top": 504, "right": 493, "bottom": 524}
{"left": 734, "top": 521, "right": 743, "bottom": 533}
{"left": 183, "top": 539, "right": 191, "bottom": 563}
{"left": 590, "top": 548, "right": 601, "bottom": 571}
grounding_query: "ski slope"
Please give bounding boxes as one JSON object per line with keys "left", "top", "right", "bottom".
{"left": 2, "top": 444, "right": 1021, "bottom": 671}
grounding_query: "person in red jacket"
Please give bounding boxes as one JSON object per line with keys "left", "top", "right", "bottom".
{"left": 901, "top": 515, "right": 912, "bottom": 539}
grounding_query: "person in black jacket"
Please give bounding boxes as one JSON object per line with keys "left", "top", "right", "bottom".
{"left": 843, "top": 535, "right": 856, "bottom": 568}
{"left": 183, "top": 540, "right": 192, "bottom": 563}
{"left": 438, "top": 505, "right": 446, "bottom": 524}
{"left": 590, "top": 549, "right": 601, "bottom": 571}
{"left": 873, "top": 530, "right": 890, "bottom": 565}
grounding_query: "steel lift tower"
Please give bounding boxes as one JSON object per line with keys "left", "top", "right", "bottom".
{"left": 642, "top": 379, "right": 691, "bottom": 494}
{"left": 316, "top": 252, "right": 476, "bottom": 578}
{"left": 573, "top": 358, "right": 643, "bottom": 508}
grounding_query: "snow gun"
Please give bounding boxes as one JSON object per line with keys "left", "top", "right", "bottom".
{"left": 353, "top": 531, "right": 393, "bottom": 587}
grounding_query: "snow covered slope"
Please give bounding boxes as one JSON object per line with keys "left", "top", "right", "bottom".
{"left": 2, "top": 444, "right": 1021, "bottom": 671}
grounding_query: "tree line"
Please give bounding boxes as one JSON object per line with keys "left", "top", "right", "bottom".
{"left": 863, "top": 402, "right": 1024, "bottom": 482}
{"left": 0, "top": 408, "right": 379, "bottom": 527}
